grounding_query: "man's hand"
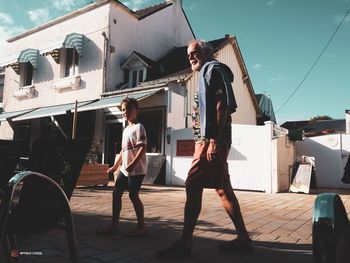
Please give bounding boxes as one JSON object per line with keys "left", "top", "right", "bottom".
{"left": 207, "top": 141, "right": 218, "bottom": 163}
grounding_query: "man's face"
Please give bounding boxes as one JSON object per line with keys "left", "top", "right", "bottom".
{"left": 187, "top": 43, "right": 207, "bottom": 72}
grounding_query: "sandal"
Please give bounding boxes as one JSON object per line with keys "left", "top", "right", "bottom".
{"left": 218, "top": 238, "right": 253, "bottom": 252}
{"left": 156, "top": 240, "right": 192, "bottom": 259}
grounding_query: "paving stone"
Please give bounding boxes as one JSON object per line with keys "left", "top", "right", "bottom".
{"left": 13, "top": 185, "right": 350, "bottom": 263}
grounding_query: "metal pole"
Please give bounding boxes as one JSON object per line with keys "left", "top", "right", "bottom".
{"left": 72, "top": 100, "right": 78, "bottom": 139}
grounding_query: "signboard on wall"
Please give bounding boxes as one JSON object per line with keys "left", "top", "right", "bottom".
{"left": 290, "top": 163, "right": 314, "bottom": 194}
{"left": 176, "top": 140, "right": 194, "bottom": 156}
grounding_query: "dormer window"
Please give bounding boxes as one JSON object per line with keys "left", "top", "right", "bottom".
{"left": 121, "top": 51, "right": 154, "bottom": 89}
{"left": 131, "top": 68, "right": 145, "bottom": 88}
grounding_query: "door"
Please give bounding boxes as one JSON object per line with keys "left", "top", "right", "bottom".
{"left": 105, "top": 123, "right": 123, "bottom": 167}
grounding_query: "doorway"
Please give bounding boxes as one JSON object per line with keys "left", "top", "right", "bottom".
{"left": 105, "top": 123, "right": 123, "bottom": 168}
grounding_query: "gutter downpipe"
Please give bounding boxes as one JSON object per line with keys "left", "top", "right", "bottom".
{"left": 102, "top": 31, "right": 109, "bottom": 93}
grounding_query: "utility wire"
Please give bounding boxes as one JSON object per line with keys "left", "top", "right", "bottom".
{"left": 275, "top": 6, "right": 350, "bottom": 114}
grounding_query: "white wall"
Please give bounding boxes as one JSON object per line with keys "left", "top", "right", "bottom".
{"left": 216, "top": 44, "right": 257, "bottom": 125}
{"left": 3, "top": 4, "right": 110, "bottom": 113}
{"left": 167, "top": 122, "right": 294, "bottom": 193}
{"left": 296, "top": 134, "right": 350, "bottom": 189}
{"left": 107, "top": 1, "right": 194, "bottom": 91}
{"left": 273, "top": 136, "right": 295, "bottom": 192}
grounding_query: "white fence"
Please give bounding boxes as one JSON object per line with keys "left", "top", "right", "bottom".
{"left": 296, "top": 134, "right": 350, "bottom": 189}
{"left": 165, "top": 122, "right": 295, "bottom": 193}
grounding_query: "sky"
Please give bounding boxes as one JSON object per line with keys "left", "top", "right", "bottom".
{"left": 0, "top": 0, "right": 349, "bottom": 124}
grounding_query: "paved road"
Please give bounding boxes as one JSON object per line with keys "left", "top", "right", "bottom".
{"left": 10, "top": 185, "right": 350, "bottom": 262}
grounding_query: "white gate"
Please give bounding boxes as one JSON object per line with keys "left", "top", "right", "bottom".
{"left": 296, "top": 134, "right": 350, "bottom": 189}
{"left": 166, "top": 123, "right": 293, "bottom": 192}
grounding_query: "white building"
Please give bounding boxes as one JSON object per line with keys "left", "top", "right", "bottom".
{"left": 0, "top": 0, "right": 267, "bottom": 187}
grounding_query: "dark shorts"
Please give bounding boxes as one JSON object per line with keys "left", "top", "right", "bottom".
{"left": 114, "top": 171, "right": 145, "bottom": 194}
{"left": 186, "top": 143, "right": 230, "bottom": 189}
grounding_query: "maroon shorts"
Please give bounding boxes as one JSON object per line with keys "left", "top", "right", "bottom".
{"left": 186, "top": 143, "right": 229, "bottom": 189}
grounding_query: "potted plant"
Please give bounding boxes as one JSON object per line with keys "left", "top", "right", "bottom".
{"left": 77, "top": 142, "right": 109, "bottom": 186}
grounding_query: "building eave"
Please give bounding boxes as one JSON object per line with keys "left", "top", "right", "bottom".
{"left": 228, "top": 36, "right": 261, "bottom": 116}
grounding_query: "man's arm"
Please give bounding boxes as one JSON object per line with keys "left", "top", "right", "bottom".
{"left": 207, "top": 70, "right": 228, "bottom": 162}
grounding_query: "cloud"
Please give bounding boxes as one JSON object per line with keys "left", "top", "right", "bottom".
{"left": 0, "top": 12, "right": 26, "bottom": 62}
{"left": 252, "top": 63, "right": 262, "bottom": 69}
{"left": 121, "top": 0, "right": 152, "bottom": 11}
{"left": 27, "top": 7, "right": 50, "bottom": 25}
{"left": 267, "top": 1, "right": 275, "bottom": 6}
{"left": 268, "top": 74, "right": 284, "bottom": 83}
{"left": 333, "top": 14, "right": 350, "bottom": 25}
{"left": 52, "top": 0, "right": 77, "bottom": 11}
{"left": 324, "top": 52, "right": 336, "bottom": 59}
{"left": 0, "top": 12, "right": 14, "bottom": 25}
{"left": 186, "top": 3, "right": 200, "bottom": 11}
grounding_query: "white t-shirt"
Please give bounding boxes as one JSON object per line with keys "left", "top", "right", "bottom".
{"left": 120, "top": 123, "right": 147, "bottom": 176}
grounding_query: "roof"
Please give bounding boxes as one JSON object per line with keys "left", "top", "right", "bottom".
{"left": 303, "top": 119, "right": 345, "bottom": 134}
{"left": 6, "top": 0, "right": 176, "bottom": 42}
{"left": 281, "top": 120, "right": 311, "bottom": 130}
{"left": 152, "top": 36, "right": 260, "bottom": 114}
{"left": 255, "top": 94, "right": 276, "bottom": 124}
{"left": 281, "top": 119, "right": 346, "bottom": 137}
{"left": 152, "top": 37, "right": 229, "bottom": 80}
{"left": 134, "top": 2, "right": 172, "bottom": 19}
{"left": 121, "top": 51, "right": 156, "bottom": 69}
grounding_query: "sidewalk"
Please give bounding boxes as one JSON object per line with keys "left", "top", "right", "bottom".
{"left": 15, "top": 184, "right": 350, "bottom": 262}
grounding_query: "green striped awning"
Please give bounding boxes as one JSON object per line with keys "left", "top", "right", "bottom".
{"left": 42, "top": 32, "right": 84, "bottom": 63}
{"left": 1, "top": 48, "right": 39, "bottom": 74}
{"left": 63, "top": 33, "right": 84, "bottom": 56}
{"left": 18, "top": 48, "right": 39, "bottom": 69}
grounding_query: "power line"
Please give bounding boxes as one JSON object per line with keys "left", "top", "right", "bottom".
{"left": 275, "top": 6, "right": 350, "bottom": 114}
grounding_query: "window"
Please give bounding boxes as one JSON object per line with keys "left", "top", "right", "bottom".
{"left": 19, "top": 62, "right": 33, "bottom": 87}
{"left": 64, "top": 48, "right": 79, "bottom": 77}
{"left": 138, "top": 108, "right": 165, "bottom": 154}
{"left": 138, "top": 69, "right": 144, "bottom": 82}
{"left": 129, "top": 68, "right": 146, "bottom": 88}
{"left": 132, "top": 70, "right": 137, "bottom": 88}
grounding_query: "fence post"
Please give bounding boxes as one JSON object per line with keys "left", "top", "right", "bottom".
{"left": 264, "top": 121, "right": 274, "bottom": 193}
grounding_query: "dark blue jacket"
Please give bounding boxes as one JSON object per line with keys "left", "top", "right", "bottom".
{"left": 198, "top": 59, "right": 237, "bottom": 139}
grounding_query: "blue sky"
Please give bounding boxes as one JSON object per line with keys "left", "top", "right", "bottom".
{"left": 0, "top": 0, "right": 349, "bottom": 124}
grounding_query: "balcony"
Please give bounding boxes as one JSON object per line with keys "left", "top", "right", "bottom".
{"left": 13, "top": 85, "right": 35, "bottom": 99}
{"left": 51, "top": 75, "right": 81, "bottom": 91}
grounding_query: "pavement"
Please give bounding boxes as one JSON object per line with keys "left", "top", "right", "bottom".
{"left": 9, "top": 184, "right": 350, "bottom": 263}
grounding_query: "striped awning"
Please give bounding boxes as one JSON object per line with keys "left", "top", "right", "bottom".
{"left": 11, "top": 100, "right": 93, "bottom": 122}
{"left": 1, "top": 48, "right": 39, "bottom": 74}
{"left": 63, "top": 33, "right": 84, "bottom": 56}
{"left": 76, "top": 89, "right": 163, "bottom": 113}
{"left": 42, "top": 33, "right": 84, "bottom": 63}
{"left": 0, "top": 108, "right": 36, "bottom": 122}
